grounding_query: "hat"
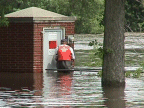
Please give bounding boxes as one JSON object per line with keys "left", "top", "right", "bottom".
{"left": 61, "top": 39, "right": 67, "bottom": 43}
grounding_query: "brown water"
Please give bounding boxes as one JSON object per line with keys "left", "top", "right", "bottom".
{"left": 0, "top": 72, "right": 144, "bottom": 107}
{"left": 1, "top": 33, "right": 144, "bottom": 107}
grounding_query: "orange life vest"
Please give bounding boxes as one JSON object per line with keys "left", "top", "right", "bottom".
{"left": 58, "top": 45, "right": 72, "bottom": 61}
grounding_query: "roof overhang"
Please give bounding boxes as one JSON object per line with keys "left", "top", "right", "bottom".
{"left": 7, "top": 16, "right": 77, "bottom": 23}
{"left": 4, "top": 7, "right": 77, "bottom": 23}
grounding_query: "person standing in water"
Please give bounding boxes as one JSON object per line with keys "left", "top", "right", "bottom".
{"left": 55, "top": 39, "right": 75, "bottom": 71}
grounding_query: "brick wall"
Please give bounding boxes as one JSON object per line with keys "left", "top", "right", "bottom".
{"left": 33, "top": 22, "right": 75, "bottom": 73}
{"left": 0, "top": 21, "right": 75, "bottom": 73}
{"left": 0, "top": 22, "right": 34, "bottom": 73}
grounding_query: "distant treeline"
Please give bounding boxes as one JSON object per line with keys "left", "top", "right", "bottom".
{"left": 0, "top": 0, "right": 144, "bottom": 33}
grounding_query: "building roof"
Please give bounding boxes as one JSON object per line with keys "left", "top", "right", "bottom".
{"left": 5, "top": 7, "right": 76, "bottom": 22}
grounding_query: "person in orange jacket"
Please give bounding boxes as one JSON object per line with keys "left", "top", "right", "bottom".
{"left": 55, "top": 39, "right": 75, "bottom": 70}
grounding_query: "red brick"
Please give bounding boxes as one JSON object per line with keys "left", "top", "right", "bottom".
{"left": 0, "top": 21, "right": 75, "bottom": 73}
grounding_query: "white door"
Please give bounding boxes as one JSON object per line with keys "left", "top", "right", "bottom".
{"left": 43, "top": 28, "right": 64, "bottom": 72}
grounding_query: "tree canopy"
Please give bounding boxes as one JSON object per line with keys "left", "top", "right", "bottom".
{"left": 0, "top": 0, "right": 144, "bottom": 33}
{"left": 125, "top": 0, "right": 144, "bottom": 32}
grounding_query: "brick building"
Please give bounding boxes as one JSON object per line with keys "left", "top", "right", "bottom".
{"left": 0, "top": 7, "right": 76, "bottom": 73}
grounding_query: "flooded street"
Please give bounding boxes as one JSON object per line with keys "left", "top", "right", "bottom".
{"left": 1, "top": 33, "right": 144, "bottom": 107}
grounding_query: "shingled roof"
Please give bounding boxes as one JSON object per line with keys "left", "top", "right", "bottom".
{"left": 5, "top": 7, "right": 76, "bottom": 22}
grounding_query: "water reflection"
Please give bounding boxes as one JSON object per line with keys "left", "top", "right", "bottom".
{"left": 33, "top": 73, "right": 43, "bottom": 96}
{"left": 0, "top": 72, "right": 43, "bottom": 107}
{"left": 57, "top": 72, "right": 73, "bottom": 108}
{"left": 0, "top": 72, "right": 34, "bottom": 91}
{"left": 43, "top": 71, "right": 74, "bottom": 107}
{"left": 1, "top": 72, "right": 144, "bottom": 107}
{"left": 57, "top": 71, "right": 73, "bottom": 97}
{"left": 103, "top": 86, "right": 126, "bottom": 108}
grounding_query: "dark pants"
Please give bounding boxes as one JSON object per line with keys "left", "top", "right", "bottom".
{"left": 57, "top": 61, "right": 73, "bottom": 72}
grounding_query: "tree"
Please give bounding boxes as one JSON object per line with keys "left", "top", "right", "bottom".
{"left": 0, "top": 9, "right": 9, "bottom": 27}
{"left": 0, "top": 0, "right": 143, "bottom": 33}
{"left": 0, "top": 0, "right": 14, "bottom": 27}
{"left": 102, "top": 0, "right": 126, "bottom": 87}
{"left": 71, "top": 0, "right": 104, "bottom": 34}
{"left": 47, "top": 0, "right": 105, "bottom": 34}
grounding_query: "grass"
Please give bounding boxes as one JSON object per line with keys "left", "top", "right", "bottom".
{"left": 75, "top": 48, "right": 144, "bottom": 68}
{"left": 75, "top": 49, "right": 102, "bottom": 67}
{"left": 75, "top": 48, "right": 144, "bottom": 78}
{"left": 97, "top": 68, "right": 144, "bottom": 78}
{"left": 74, "top": 35, "right": 144, "bottom": 78}
{"left": 125, "top": 68, "right": 143, "bottom": 78}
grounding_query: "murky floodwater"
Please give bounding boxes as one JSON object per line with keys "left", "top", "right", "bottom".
{"left": 75, "top": 33, "right": 144, "bottom": 69}
{"left": 1, "top": 72, "right": 144, "bottom": 107}
{"left": 1, "top": 33, "right": 144, "bottom": 107}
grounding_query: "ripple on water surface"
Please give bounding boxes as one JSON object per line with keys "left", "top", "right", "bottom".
{"left": 0, "top": 72, "right": 144, "bottom": 107}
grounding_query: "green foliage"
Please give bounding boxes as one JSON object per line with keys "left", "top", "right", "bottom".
{"left": 95, "top": 47, "right": 104, "bottom": 59}
{"left": 0, "top": 0, "right": 105, "bottom": 34}
{"left": 45, "top": 0, "right": 70, "bottom": 15}
{"left": 87, "top": 39, "right": 103, "bottom": 68}
{"left": 0, "top": 0, "right": 143, "bottom": 33}
{"left": 88, "top": 39, "right": 104, "bottom": 60}
{"left": 75, "top": 49, "right": 103, "bottom": 67}
{"left": 0, "top": 17, "right": 9, "bottom": 27}
{"left": 125, "top": 59, "right": 144, "bottom": 78}
{"left": 98, "top": 68, "right": 143, "bottom": 78}
{"left": 139, "top": 61, "right": 144, "bottom": 69}
{"left": 73, "top": 0, "right": 105, "bottom": 34}
{"left": 88, "top": 39, "right": 114, "bottom": 60}
{"left": 88, "top": 40, "right": 99, "bottom": 46}
{"left": 125, "top": 0, "right": 144, "bottom": 32}
{"left": 97, "top": 68, "right": 143, "bottom": 78}
{"left": 125, "top": 68, "right": 143, "bottom": 78}
{"left": 0, "top": 9, "right": 9, "bottom": 27}
{"left": 90, "top": 14, "right": 104, "bottom": 34}
{"left": 89, "top": 50, "right": 103, "bottom": 67}
{"left": 97, "top": 70, "right": 102, "bottom": 77}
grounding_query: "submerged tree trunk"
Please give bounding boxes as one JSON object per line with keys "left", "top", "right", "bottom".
{"left": 102, "top": 0, "right": 126, "bottom": 87}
